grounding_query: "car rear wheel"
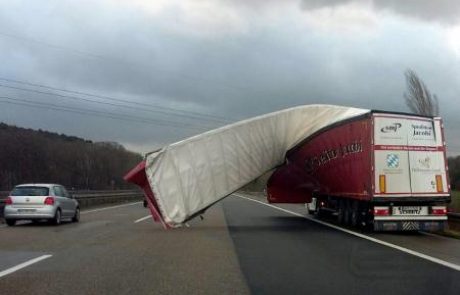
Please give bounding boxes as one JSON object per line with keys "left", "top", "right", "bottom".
{"left": 5, "top": 219, "right": 16, "bottom": 226}
{"left": 53, "top": 209, "right": 62, "bottom": 225}
{"left": 72, "top": 208, "right": 80, "bottom": 222}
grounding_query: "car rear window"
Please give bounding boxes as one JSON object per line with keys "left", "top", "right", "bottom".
{"left": 11, "top": 187, "right": 49, "bottom": 196}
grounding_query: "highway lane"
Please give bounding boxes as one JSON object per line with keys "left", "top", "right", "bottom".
{"left": 0, "top": 202, "right": 249, "bottom": 295}
{"left": 223, "top": 196, "right": 460, "bottom": 295}
{"left": 1, "top": 196, "right": 460, "bottom": 294}
{"left": 235, "top": 192, "right": 460, "bottom": 267}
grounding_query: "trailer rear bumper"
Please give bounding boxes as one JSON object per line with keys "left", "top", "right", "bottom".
{"left": 373, "top": 219, "right": 447, "bottom": 231}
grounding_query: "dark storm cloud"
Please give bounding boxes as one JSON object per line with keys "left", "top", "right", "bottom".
{"left": 0, "top": 0, "right": 459, "bottom": 155}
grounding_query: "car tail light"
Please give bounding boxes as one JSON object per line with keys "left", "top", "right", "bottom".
{"left": 5, "top": 197, "right": 13, "bottom": 205}
{"left": 435, "top": 175, "right": 444, "bottom": 193}
{"left": 374, "top": 206, "right": 390, "bottom": 216}
{"left": 379, "top": 175, "right": 386, "bottom": 193}
{"left": 44, "top": 197, "right": 55, "bottom": 205}
{"left": 431, "top": 206, "right": 447, "bottom": 215}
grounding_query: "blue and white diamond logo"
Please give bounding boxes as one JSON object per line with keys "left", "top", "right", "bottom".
{"left": 387, "top": 154, "right": 399, "bottom": 168}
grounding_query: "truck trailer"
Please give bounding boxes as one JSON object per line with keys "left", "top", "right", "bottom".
{"left": 267, "top": 111, "right": 450, "bottom": 231}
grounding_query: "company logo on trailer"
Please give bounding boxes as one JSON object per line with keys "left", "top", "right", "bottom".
{"left": 304, "top": 141, "right": 363, "bottom": 173}
{"left": 380, "top": 123, "right": 402, "bottom": 133}
{"left": 418, "top": 157, "right": 431, "bottom": 169}
{"left": 386, "top": 154, "right": 399, "bottom": 168}
{"left": 412, "top": 124, "right": 433, "bottom": 137}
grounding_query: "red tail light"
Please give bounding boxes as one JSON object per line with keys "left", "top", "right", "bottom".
{"left": 5, "top": 196, "right": 13, "bottom": 205}
{"left": 431, "top": 206, "right": 447, "bottom": 215}
{"left": 373, "top": 206, "right": 390, "bottom": 216}
{"left": 44, "top": 197, "right": 55, "bottom": 205}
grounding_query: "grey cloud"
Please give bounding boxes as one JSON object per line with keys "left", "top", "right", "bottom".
{"left": 0, "top": 1, "right": 460, "bottom": 155}
{"left": 300, "top": 0, "right": 460, "bottom": 25}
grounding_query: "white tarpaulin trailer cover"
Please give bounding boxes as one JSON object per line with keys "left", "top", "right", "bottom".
{"left": 144, "top": 104, "right": 369, "bottom": 227}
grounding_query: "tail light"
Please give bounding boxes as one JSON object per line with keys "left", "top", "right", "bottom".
{"left": 5, "top": 197, "right": 13, "bottom": 205}
{"left": 435, "top": 175, "right": 444, "bottom": 193}
{"left": 379, "top": 175, "right": 386, "bottom": 193}
{"left": 44, "top": 197, "right": 55, "bottom": 205}
{"left": 374, "top": 206, "right": 390, "bottom": 216}
{"left": 431, "top": 206, "right": 447, "bottom": 215}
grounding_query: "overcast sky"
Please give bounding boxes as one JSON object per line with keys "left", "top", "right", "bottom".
{"left": 0, "top": 0, "right": 459, "bottom": 155}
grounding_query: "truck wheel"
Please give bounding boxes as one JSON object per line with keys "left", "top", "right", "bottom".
{"left": 315, "top": 209, "right": 323, "bottom": 218}
{"left": 344, "top": 201, "right": 351, "bottom": 225}
{"left": 337, "top": 200, "right": 345, "bottom": 224}
{"left": 351, "top": 201, "right": 359, "bottom": 227}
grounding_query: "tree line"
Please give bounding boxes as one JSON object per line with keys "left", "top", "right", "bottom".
{"left": 0, "top": 123, "right": 142, "bottom": 191}
{"left": 448, "top": 157, "right": 460, "bottom": 190}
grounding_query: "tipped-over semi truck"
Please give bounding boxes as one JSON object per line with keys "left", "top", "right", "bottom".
{"left": 267, "top": 111, "right": 450, "bottom": 231}
{"left": 124, "top": 105, "right": 450, "bottom": 231}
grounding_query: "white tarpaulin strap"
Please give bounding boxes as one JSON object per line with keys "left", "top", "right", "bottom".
{"left": 145, "top": 104, "right": 370, "bottom": 226}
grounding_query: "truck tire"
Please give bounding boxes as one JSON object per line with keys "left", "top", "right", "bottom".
{"left": 351, "top": 200, "right": 359, "bottom": 227}
{"left": 343, "top": 200, "right": 351, "bottom": 225}
{"left": 315, "top": 205, "right": 324, "bottom": 219}
{"left": 337, "top": 200, "right": 345, "bottom": 224}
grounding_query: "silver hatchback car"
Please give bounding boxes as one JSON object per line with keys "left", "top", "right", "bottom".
{"left": 4, "top": 184, "right": 80, "bottom": 226}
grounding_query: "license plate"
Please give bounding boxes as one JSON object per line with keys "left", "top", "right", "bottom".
{"left": 18, "top": 209, "right": 37, "bottom": 213}
{"left": 392, "top": 206, "right": 428, "bottom": 216}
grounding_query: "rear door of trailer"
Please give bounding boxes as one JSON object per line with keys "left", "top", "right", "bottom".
{"left": 373, "top": 113, "right": 449, "bottom": 198}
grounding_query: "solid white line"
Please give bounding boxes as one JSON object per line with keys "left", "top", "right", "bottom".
{"left": 81, "top": 201, "right": 142, "bottom": 214}
{"left": 232, "top": 193, "right": 460, "bottom": 272}
{"left": 0, "top": 254, "right": 52, "bottom": 278}
{"left": 134, "top": 215, "right": 152, "bottom": 223}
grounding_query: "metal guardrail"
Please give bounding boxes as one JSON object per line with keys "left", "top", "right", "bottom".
{"left": 0, "top": 190, "right": 144, "bottom": 219}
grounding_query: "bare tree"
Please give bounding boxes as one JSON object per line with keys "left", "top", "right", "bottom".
{"left": 404, "top": 69, "right": 439, "bottom": 116}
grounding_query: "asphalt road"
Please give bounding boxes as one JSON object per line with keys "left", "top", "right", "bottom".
{"left": 1, "top": 196, "right": 460, "bottom": 294}
{"left": 0, "top": 202, "right": 249, "bottom": 295}
{"left": 224, "top": 196, "right": 460, "bottom": 295}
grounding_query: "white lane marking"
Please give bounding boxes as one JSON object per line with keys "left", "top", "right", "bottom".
{"left": 233, "top": 193, "right": 460, "bottom": 272}
{"left": 134, "top": 215, "right": 152, "bottom": 223}
{"left": 0, "top": 254, "right": 52, "bottom": 278}
{"left": 81, "top": 202, "right": 142, "bottom": 214}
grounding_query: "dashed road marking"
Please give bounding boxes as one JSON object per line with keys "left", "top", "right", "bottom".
{"left": 233, "top": 193, "right": 460, "bottom": 272}
{"left": 134, "top": 215, "right": 152, "bottom": 223}
{"left": 0, "top": 255, "right": 52, "bottom": 278}
{"left": 81, "top": 202, "right": 142, "bottom": 214}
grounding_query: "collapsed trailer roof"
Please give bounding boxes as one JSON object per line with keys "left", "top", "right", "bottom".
{"left": 125, "top": 104, "right": 370, "bottom": 227}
